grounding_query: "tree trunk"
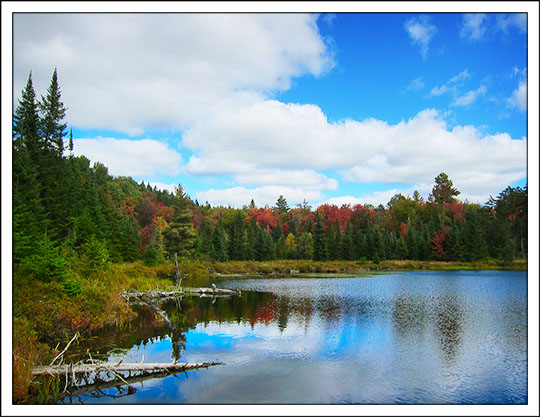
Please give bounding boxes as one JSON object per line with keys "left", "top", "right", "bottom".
{"left": 174, "top": 252, "right": 182, "bottom": 287}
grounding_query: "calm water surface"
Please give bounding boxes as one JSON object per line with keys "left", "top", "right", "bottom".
{"left": 67, "top": 270, "right": 527, "bottom": 404}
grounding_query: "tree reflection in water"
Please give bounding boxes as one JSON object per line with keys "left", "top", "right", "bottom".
{"left": 434, "top": 294, "right": 464, "bottom": 363}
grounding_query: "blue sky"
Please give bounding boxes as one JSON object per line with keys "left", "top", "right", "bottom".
{"left": 9, "top": 8, "right": 533, "bottom": 208}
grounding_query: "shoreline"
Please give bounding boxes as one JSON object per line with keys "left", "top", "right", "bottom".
{"left": 165, "top": 258, "right": 528, "bottom": 284}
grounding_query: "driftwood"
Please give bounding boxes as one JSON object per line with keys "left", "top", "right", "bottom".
{"left": 32, "top": 361, "right": 222, "bottom": 377}
{"left": 123, "top": 286, "right": 241, "bottom": 303}
{"left": 32, "top": 361, "right": 223, "bottom": 401}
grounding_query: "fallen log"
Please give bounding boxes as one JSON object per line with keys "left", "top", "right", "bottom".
{"left": 32, "top": 361, "right": 222, "bottom": 377}
{"left": 184, "top": 287, "right": 240, "bottom": 296}
{"left": 32, "top": 361, "right": 223, "bottom": 402}
{"left": 122, "top": 286, "right": 241, "bottom": 302}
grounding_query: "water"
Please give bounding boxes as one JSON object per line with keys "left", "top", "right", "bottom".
{"left": 64, "top": 270, "right": 527, "bottom": 404}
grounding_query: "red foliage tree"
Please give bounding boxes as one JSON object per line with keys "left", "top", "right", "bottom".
{"left": 399, "top": 221, "right": 409, "bottom": 238}
{"left": 445, "top": 202, "right": 464, "bottom": 223}
{"left": 431, "top": 227, "right": 447, "bottom": 260}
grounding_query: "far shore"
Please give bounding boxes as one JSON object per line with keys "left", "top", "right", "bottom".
{"left": 167, "top": 259, "right": 527, "bottom": 283}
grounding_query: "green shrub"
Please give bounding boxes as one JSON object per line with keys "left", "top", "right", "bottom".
{"left": 20, "top": 235, "right": 71, "bottom": 283}
{"left": 76, "top": 236, "right": 111, "bottom": 279}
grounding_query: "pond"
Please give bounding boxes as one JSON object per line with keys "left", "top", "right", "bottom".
{"left": 62, "top": 270, "right": 527, "bottom": 405}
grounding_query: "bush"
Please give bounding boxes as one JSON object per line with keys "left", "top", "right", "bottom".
{"left": 75, "top": 236, "right": 111, "bottom": 279}
{"left": 20, "top": 235, "right": 71, "bottom": 283}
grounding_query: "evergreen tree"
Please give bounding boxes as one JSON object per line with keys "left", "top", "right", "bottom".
{"left": 405, "top": 225, "right": 419, "bottom": 260}
{"left": 487, "top": 218, "right": 513, "bottom": 262}
{"left": 462, "top": 206, "right": 489, "bottom": 261}
{"left": 13, "top": 72, "right": 42, "bottom": 156}
{"left": 396, "top": 235, "right": 408, "bottom": 260}
{"left": 228, "top": 211, "right": 245, "bottom": 260}
{"left": 334, "top": 223, "right": 343, "bottom": 260}
{"left": 198, "top": 217, "right": 214, "bottom": 259}
{"left": 245, "top": 216, "right": 258, "bottom": 260}
{"left": 254, "top": 226, "right": 274, "bottom": 261}
{"left": 39, "top": 68, "right": 67, "bottom": 157}
{"left": 342, "top": 223, "right": 355, "bottom": 260}
{"left": 163, "top": 185, "right": 197, "bottom": 258}
{"left": 312, "top": 213, "right": 328, "bottom": 261}
{"left": 275, "top": 195, "right": 289, "bottom": 214}
{"left": 272, "top": 220, "right": 283, "bottom": 242}
{"left": 444, "top": 222, "right": 464, "bottom": 261}
{"left": 327, "top": 222, "right": 337, "bottom": 260}
{"left": 429, "top": 173, "right": 460, "bottom": 228}
{"left": 211, "top": 220, "right": 228, "bottom": 262}
{"left": 287, "top": 215, "right": 297, "bottom": 237}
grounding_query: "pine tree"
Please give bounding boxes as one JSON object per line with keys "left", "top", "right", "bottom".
{"left": 40, "top": 68, "right": 67, "bottom": 156}
{"left": 163, "top": 185, "right": 197, "bottom": 258}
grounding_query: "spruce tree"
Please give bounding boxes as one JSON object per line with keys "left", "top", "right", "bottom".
{"left": 275, "top": 195, "right": 289, "bottom": 214}
{"left": 211, "top": 220, "right": 228, "bottom": 261}
{"left": 313, "top": 213, "right": 328, "bottom": 261}
{"left": 39, "top": 68, "right": 67, "bottom": 156}
{"left": 13, "top": 72, "right": 42, "bottom": 156}
{"left": 228, "top": 211, "right": 245, "bottom": 260}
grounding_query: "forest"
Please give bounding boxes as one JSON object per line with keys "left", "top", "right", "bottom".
{"left": 13, "top": 70, "right": 528, "bottom": 280}
{"left": 11, "top": 69, "right": 528, "bottom": 403}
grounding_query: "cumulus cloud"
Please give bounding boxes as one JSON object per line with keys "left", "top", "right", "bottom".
{"left": 404, "top": 15, "right": 437, "bottom": 60}
{"left": 460, "top": 14, "right": 488, "bottom": 40}
{"left": 507, "top": 80, "right": 527, "bottom": 112}
{"left": 13, "top": 13, "right": 334, "bottom": 134}
{"left": 196, "top": 186, "right": 326, "bottom": 208}
{"left": 73, "top": 137, "right": 183, "bottom": 178}
{"left": 182, "top": 103, "right": 526, "bottom": 206}
{"left": 13, "top": 14, "right": 526, "bottom": 209}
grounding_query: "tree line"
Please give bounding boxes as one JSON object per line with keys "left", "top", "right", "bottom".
{"left": 13, "top": 70, "right": 528, "bottom": 289}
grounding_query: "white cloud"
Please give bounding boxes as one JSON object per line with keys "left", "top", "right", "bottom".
{"left": 13, "top": 14, "right": 334, "bottom": 134}
{"left": 508, "top": 80, "right": 527, "bottom": 112}
{"left": 145, "top": 182, "right": 178, "bottom": 194}
{"left": 196, "top": 186, "right": 326, "bottom": 208}
{"left": 182, "top": 103, "right": 525, "bottom": 207}
{"left": 451, "top": 85, "right": 487, "bottom": 107}
{"left": 460, "top": 14, "right": 488, "bottom": 40}
{"left": 235, "top": 169, "right": 338, "bottom": 190}
{"left": 73, "top": 137, "right": 183, "bottom": 178}
{"left": 430, "top": 69, "right": 470, "bottom": 96}
{"left": 404, "top": 15, "right": 437, "bottom": 60}
{"left": 496, "top": 13, "right": 527, "bottom": 34}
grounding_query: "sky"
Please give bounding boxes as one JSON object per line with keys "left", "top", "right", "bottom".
{"left": 8, "top": 7, "right": 535, "bottom": 209}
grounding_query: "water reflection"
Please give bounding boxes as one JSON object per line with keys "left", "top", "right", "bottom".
{"left": 73, "top": 271, "right": 527, "bottom": 405}
{"left": 434, "top": 294, "right": 464, "bottom": 363}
